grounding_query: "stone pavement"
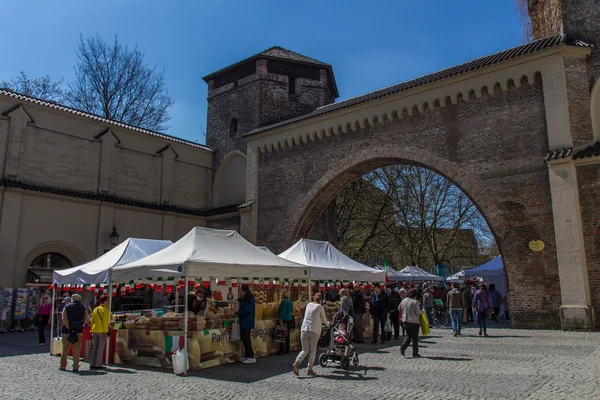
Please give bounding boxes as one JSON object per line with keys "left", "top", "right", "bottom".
{"left": 1, "top": 325, "right": 599, "bottom": 400}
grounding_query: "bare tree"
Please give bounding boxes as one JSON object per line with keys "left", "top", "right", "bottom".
{"left": 335, "top": 165, "right": 494, "bottom": 273}
{"left": 66, "top": 35, "right": 174, "bottom": 131}
{"left": 2, "top": 71, "right": 65, "bottom": 101}
{"left": 516, "top": 0, "right": 562, "bottom": 41}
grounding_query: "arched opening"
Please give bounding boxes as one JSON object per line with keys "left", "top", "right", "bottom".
{"left": 28, "top": 252, "right": 73, "bottom": 283}
{"left": 229, "top": 117, "right": 238, "bottom": 137}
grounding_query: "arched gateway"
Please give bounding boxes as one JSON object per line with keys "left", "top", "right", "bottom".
{"left": 204, "top": 4, "right": 600, "bottom": 331}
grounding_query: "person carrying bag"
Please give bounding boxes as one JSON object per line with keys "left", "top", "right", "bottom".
{"left": 60, "top": 294, "right": 88, "bottom": 372}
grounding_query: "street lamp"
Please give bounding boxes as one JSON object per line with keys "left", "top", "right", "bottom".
{"left": 109, "top": 226, "right": 120, "bottom": 248}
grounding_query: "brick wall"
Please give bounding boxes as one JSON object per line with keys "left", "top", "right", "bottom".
{"left": 564, "top": 57, "right": 595, "bottom": 148}
{"left": 562, "top": 0, "right": 600, "bottom": 83}
{"left": 577, "top": 163, "right": 600, "bottom": 330}
{"left": 256, "top": 76, "right": 563, "bottom": 329}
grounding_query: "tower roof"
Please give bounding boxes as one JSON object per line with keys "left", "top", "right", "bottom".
{"left": 203, "top": 46, "right": 339, "bottom": 98}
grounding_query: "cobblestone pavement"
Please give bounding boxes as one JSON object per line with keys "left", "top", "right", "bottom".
{"left": 1, "top": 325, "right": 599, "bottom": 400}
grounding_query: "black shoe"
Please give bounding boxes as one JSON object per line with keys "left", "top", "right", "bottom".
{"left": 400, "top": 349, "right": 406, "bottom": 357}
{"left": 90, "top": 366, "right": 99, "bottom": 370}
{"left": 413, "top": 354, "right": 422, "bottom": 358}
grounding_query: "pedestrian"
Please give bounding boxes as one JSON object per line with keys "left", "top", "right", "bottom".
{"left": 398, "top": 288, "right": 408, "bottom": 337}
{"left": 90, "top": 294, "right": 110, "bottom": 370}
{"left": 422, "top": 286, "right": 434, "bottom": 326}
{"left": 35, "top": 294, "right": 52, "bottom": 346}
{"left": 292, "top": 293, "right": 329, "bottom": 377}
{"left": 369, "top": 283, "right": 390, "bottom": 345}
{"left": 340, "top": 289, "right": 354, "bottom": 317}
{"left": 60, "top": 294, "right": 88, "bottom": 372}
{"left": 235, "top": 285, "right": 256, "bottom": 364}
{"left": 461, "top": 283, "right": 473, "bottom": 323}
{"left": 488, "top": 283, "right": 503, "bottom": 322}
{"left": 472, "top": 283, "right": 493, "bottom": 337}
{"left": 385, "top": 284, "right": 401, "bottom": 340}
{"left": 399, "top": 288, "right": 424, "bottom": 358}
{"left": 447, "top": 283, "right": 464, "bottom": 337}
{"left": 56, "top": 296, "right": 71, "bottom": 336}
{"left": 352, "top": 284, "right": 366, "bottom": 343}
{"left": 277, "top": 291, "right": 295, "bottom": 355}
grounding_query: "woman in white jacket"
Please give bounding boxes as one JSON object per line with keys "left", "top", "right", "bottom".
{"left": 293, "top": 293, "right": 330, "bottom": 376}
{"left": 399, "top": 288, "right": 424, "bottom": 358}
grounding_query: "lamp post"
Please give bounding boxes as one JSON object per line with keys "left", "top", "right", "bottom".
{"left": 109, "top": 226, "right": 120, "bottom": 248}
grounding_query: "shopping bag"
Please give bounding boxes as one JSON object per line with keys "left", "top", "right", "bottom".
{"left": 229, "top": 321, "right": 240, "bottom": 342}
{"left": 274, "top": 324, "right": 287, "bottom": 343}
{"left": 51, "top": 337, "right": 62, "bottom": 355}
{"left": 384, "top": 317, "right": 392, "bottom": 333}
{"left": 420, "top": 313, "right": 430, "bottom": 336}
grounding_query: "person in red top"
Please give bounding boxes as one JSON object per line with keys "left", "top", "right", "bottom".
{"left": 36, "top": 295, "right": 52, "bottom": 346}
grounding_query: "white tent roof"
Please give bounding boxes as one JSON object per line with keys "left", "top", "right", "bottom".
{"left": 53, "top": 238, "right": 173, "bottom": 285}
{"left": 278, "top": 239, "right": 386, "bottom": 282}
{"left": 446, "top": 270, "right": 465, "bottom": 282}
{"left": 257, "top": 246, "right": 274, "bottom": 255}
{"left": 374, "top": 265, "right": 405, "bottom": 281}
{"left": 111, "top": 227, "right": 309, "bottom": 282}
{"left": 396, "top": 266, "right": 443, "bottom": 282}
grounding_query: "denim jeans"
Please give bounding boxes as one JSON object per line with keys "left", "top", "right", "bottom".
{"left": 449, "top": 309, "right": 462, "bottom": 333}
{"left": 477, "top": 311, "right": 488, "bottom": 333}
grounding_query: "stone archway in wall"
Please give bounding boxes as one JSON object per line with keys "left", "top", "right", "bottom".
{"left": 22, "top": 241, "right": 86, "bottom": 284}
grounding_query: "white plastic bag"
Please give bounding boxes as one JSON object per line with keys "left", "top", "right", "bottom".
{"left": 230, "top": 321, "right": 240, "bottom": 342}
{"left": 384, "top": 317, "right": 392, "bottom": 333}
{"left": 172, "top": 348, "right": 189, "bottom": 374}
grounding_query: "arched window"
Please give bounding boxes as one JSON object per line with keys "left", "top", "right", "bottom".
{"left": 28, "top": 252, "right": 72, "bottom": 283}
{"left": 229, "top": 118, "right": 238, "bottom": 137}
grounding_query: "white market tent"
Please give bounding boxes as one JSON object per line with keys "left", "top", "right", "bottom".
{"left": 257, "top": 246, "right": 275, "bottom": 255}
{"left": 374, "top": 265, "right": 405, "bottom": 281}
{"left": 111, "top": 227, "right": 309, "bottom": 282}
{"left": 395, "top": 266, "right": 443, "bottom": 282}
{"left": 53, "top": 238, "right": 173, "bottom": 285}
{"left": 278, "top": 239, "right": 386, "bottom": 282}
{"left": 446, "top": 270, "right": 465, "bottom": 283}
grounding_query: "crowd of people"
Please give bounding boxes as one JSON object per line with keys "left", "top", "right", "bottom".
{"left": 38, "top": 279, "right": 507, "bottom": 374}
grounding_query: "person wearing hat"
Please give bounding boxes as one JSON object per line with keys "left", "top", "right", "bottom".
{"left": 60, "top": 293, "right": 88, "bottom": 372}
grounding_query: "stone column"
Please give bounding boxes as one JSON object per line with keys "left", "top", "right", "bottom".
{"left": 541, "top": 54, "right": 594, "bottom": 329}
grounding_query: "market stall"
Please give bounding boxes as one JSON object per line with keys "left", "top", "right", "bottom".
{"left": 465, "top": 257, "right": 507, "bottom": 317}
{"left": 446, "top": 270, "right": 466, "bottom": 283}
{"left": 51, "top": 238, "right": 173, "bottom": 361}
{"left": 110, "top": 227, "right": 312, "bottom": 371}
{"left": 395, "top": 266, "right": 444, "bottom": 282}
{"left": 278, "top": 239, "right": 386, "bottom": 339}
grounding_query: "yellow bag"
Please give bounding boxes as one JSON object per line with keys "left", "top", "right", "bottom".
{"left": 420, "top": 312, "right": 430, "bottom": 336}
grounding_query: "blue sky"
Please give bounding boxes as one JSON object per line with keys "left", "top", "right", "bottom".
{"left": 1, "top": 1, "right": 523, "bottom": 143}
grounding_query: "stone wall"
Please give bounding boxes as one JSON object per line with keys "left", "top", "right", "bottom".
{"left": 256, "top": 76, "right": 563, "bottom": 328}
{"left": 577, "top": 163, "right": 600, "bottom": 330}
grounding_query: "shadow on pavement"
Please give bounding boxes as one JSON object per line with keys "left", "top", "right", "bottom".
{"left": 105, "top": 367, "right": 137, "bottom": 374}
{"left": 0, "top": 331, "right": 52, "bottom": 357}
{"left": 73, "top": 370, "right": 108, "bottom": 376}
{"left": 424, "top": 356, "right": 473, "bottom": 362}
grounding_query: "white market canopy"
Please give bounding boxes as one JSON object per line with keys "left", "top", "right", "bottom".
{"left": 446, "top": 270, "right": 465, "bottom": 283}
{"left": 278, "top": 239, "right": 386, "bottom": 282}
{"left": 395, "top": 266, "right": 443, "bottom": 282}
{"left": 111, "top": 227, "right": 309, "bottom": 282}
{"left": 53, "top": 238, "right": 173, "bottom": 285}
{"left": 464, "top": 256, "right": 504, "bottom": 278}
{"left": 257, "top": 246, "right": 275, "bottom": 255}
{"left": 373, "top": 265, "right": 405, "bottom": 281}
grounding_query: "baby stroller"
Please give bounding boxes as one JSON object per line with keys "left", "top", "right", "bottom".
{"left": 318, "top": 310, "right": 359, "bottom": 370}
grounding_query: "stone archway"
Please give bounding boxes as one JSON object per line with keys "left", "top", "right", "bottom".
{"left": 22, "top": 241, "right": 86, "bottom": 284}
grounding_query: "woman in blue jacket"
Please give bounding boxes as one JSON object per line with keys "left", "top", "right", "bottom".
{"left": 236, "top": 285, "right": 256, "bottom": 364}
{"left": 278, "top": 291, "right": 295, "bottom": 355}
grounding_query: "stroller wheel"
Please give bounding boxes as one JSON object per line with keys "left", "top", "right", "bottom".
{"left": 341, "top": 357, "right": 350, "bottom": 370}
{"left": 318, "top": 353, "right": 328, "bottom": 367}
{"left": 353, "top": 355, "right": 359, "bottom": 366}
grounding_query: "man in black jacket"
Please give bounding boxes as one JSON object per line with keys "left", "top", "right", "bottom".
{"left": 352, "top": 284, "right": 366, "bottom": 343}
{"left": 370, "top": 283, "right": 390, "bottom": 344}
{"left": 386, "top": 283, "right": 402, "bottom": 340}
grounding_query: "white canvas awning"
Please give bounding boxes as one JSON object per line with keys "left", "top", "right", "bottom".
{"left": 111, "top": 227, "right": 308, "bottom": 282}
{"left": 446, "top": 270, "right": 465, "bottom": 282}
{"left": 257, "top": 246, "right": 274, "bottom": 255}
{"left": 374, "top": 265, "right": 405, "bottom": 281}
{"left": 53, "top": 238, "right": 173, "bottom": 285}
{"left": 395, "top": 266, "right": 443, "bottom": 282}
{"left": 278, "top": 239, "right": 386, "bottom": 282}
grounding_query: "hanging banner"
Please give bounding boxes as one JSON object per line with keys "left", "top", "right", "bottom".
{"left": 14, "top": 288, "right": 28, "bottom": 320}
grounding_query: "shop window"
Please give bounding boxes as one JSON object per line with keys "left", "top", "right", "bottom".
{"left": 229, "top": 118, "right": 238, "bottom": 137}
{"left": 28, "top": 252, "right": 72, "bottom": 283}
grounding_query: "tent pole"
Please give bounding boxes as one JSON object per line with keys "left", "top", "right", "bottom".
{"left": 49, "top": 283, "right": 56, "bottom": 354}
{"left": 308, "top": 267, "right": 312, "bottom": 301}
{"left": 183, "top": 266, "right": 189, "bottom": 375}
{"left": 105, "top": 279, "right": 112, "bottom": 364}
